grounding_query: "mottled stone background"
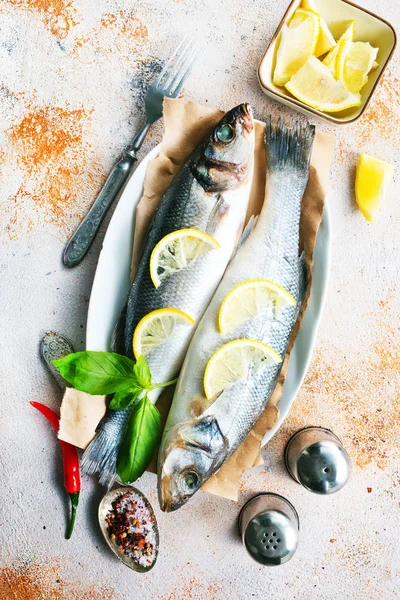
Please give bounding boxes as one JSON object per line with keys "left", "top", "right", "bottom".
{"left": 0, "top": 0, "right": 399, "bottom": 598}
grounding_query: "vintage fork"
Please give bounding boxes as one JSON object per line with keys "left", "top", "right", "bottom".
{"left": 63, "top": 36, "right": 202, "bottom": 267}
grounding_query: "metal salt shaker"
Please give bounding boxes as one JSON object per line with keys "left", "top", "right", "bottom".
{"left": 284, "top": 426, "right": 351, "bottom": 494}
{"left": 238, "top": 493, "right": 300, "bottom": 566}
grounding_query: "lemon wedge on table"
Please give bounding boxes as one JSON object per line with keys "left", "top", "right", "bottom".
{"left": 336, "top": 40, "right": 378, "bottom": 93}
{"left": 322, "top": 21, "right": 355, "bottom": 75}
{"left": 133, "top": 308, "right": 195, "bottom": 359}
{"left": 218, "top": 279, "right": 295, "bottom": 334}
{"left": 355, "top": 154, "right": 394, "bottom": 222}
{"left": 285, "top": 56, "right": 362, "bottom": 112}
{"left": 293, "top": 3, "right": 336, "bottom": 56}
{"left": 273, "top": 10, "right": 320, "bottom": 86}
{"left": 150, "top": 228, "right": 220, "bottom": 288}
{"left": 203, "top": 339, "right": 282, "bottom": 400}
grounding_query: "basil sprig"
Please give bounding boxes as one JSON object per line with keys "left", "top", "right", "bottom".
{"left": 53, "top": 352, "right": 176, "bottom": 409}
{"left": 53, "top": 351, "right": 177, "bottom": 483}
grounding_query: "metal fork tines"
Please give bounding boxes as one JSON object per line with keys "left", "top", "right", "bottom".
{"left": 62, "top": 36, "right": 203, "bottom": 268}
{"left": 154, "top": 36, "right": 202, "bottom": 97}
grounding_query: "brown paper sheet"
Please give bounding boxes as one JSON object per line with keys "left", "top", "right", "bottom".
{"left": 59, "top": 98, "right": 333, "bottom": 501}
{"left": 58, "top": 387, "right": 106, "bottom": 449}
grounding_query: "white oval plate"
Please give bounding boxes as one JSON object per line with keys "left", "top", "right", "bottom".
{"left": 86, "top": 144, "right": 331, "bottom": 448}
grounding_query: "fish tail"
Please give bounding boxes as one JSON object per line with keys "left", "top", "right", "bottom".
{"left": 81, "top": 412, "right": 130, "bottom": 485}
{"left": 265, "top": 116, "right": 315, "bottom": 174}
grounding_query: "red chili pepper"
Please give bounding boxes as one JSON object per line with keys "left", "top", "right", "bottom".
{"left": 30, "top": 401, "right": 81, "bottom": 539}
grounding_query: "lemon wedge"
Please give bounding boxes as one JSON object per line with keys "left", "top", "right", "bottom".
{"left": 285, "top": 56, "right": 362, "bottom": 112}
{"left": 218, "top": 280, "right": 295, "bottom": 334}
{"left": 296, "top": 3, "right": 336, "bottom": 56}
{"left": 133, "top": 308, "right": 195, "bottom": 359}
{"left": 322, "top": 21, "right": 355, "bottom": 75}
{"left": 355, "top": 153, "right": 394, "bottom": 222}
{"left": 150, "top": 228, "right": 220, "bottom": 288}
{"left": 336, "top": 40, "right": 378, "bottom": 93}
{"left": 273, "top": 11, "right": 320, "bottom": 87}
{"left": 203, "top": 339, "right": 282, "bottom": 400}
{"left": 315, "top": 17, "right": 336, "bottom": 56}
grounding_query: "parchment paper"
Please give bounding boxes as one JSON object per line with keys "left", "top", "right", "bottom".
{"left": 59, "top": 98, "right": 333, "bottom": 501}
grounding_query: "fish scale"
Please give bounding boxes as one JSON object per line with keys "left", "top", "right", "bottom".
{"left": 81, "top": 104, "right": 255, "bottom": 486}
{"left": 158, "top": 117, "right": 315, "bottom": 511}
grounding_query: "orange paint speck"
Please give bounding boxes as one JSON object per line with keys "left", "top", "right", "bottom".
{"left": 73, "top": 10, "right": 148, "bottom": 63}
{"left": 7, "top": 0, "right": 78, "bottom": 39}
{"left": 355, "top": 68, "right": 400, "bottom": 148}
{"left": 277, "top": 292, "right": 400, "bottom": 471}
{"left": 0, "top": 561, "right": 115, "bottom": 600}
{"left": 4, "top": 104, "right": 106, "bottom": 237}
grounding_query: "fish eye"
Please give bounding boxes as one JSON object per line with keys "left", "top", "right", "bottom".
{"left": 216, "top": 123, "right": 234, "bottom": 143}
{"left": 180, "top": 470, "right": 199, "bottom": 493}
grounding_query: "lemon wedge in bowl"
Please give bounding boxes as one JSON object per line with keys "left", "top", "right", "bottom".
{"left": 133, "top": 308, "right": 195, "bottom": 359}
{"left": 285, "top": 56, "right": 362, "bottom": 112}
{"left": 150, "top": 228, "right": 220, "bottom": 288}
{"left": 322, "top": 21, "right": 355, "bottom": 75}
{"left": 336, "top": 40, "right": 378, "bottom": 93}
{"left": 295, "top": 2, "right": 336, "bottom": 56}
{"left": 203, "top": 339, "right": 282, "bottom": 400}
{"left": 218, "top": 279, "right": 295, "bottom": 334}
{"left": 355, "top": 153, "right": 394, "bottom": 222}
{"left": 273, "top": 10, "right": 320, "bottom": 87}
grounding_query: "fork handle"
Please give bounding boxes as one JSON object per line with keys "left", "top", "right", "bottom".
{"left": 63, "top": 152, "right": 137, "bottom": 267}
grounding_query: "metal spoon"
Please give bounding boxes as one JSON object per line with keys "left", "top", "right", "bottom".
{"left": 98, "top": 485, "right": 159, "bottom": 572}
{"left": 40, "top": 331, "right": 75, "bottom": 388}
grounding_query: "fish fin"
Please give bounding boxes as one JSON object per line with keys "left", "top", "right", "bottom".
{"left": 111, "top": 304, "right": 127, "bottom": 353}
{"left": 298, "top": 251, "right": 308, "bottom": 303}
{"left": 206, "top": 194, "right": 229, "bottom": 235}
{"left": 236, "top": 214, "right": 258, "bottom": 253}
{"left": 265, "top": 116, "right": 315, "bottom": 175}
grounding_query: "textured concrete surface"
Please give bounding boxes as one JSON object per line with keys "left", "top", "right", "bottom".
{"left": 0, "top": 0, "right": 399, "bottom": 598}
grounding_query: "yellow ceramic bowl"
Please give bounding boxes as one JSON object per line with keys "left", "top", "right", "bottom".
{"left": 258, "top": 0, "right": 397, "bottom": 124}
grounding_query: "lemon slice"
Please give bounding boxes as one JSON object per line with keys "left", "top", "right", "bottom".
{"left": 355, "top": 153, "right": 394, "bottom": 222}
{"left": 285, "top": 56, "right": 362, "bottom": 113}
{"left": 203, "top": 339, "right": 282, "bottom": 400}
{"left": 133, "top": 308, "right": 195, "bottom": 359}
{"left": 292, "top": 5, "right": 335, "bottom": 57}
{"left": 150, "top": 228, "right": 220, "bottom": 288}
{"left": 322, "top": 21, "right": 355, "bottom": 75}
{"left": 336, "top": 40, "right": 378, "bottom": 93}
{"left": 273, "top": 11, "right": 320, "bottom": 87}
{"left": 218, "top": 279, "right": 296, "bottom": 334}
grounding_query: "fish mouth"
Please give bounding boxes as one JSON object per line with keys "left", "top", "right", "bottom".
{"left": 231, "top": 103, "right": 254, "bottom": 134}
{"left": 240, "top": 103, "right": 254, "bottom": 133}
{"left": 205, "top": 157, "right": 247, "bottom": 177}
{"left": 158, "top": 474, "right": 186, "bottom": 513}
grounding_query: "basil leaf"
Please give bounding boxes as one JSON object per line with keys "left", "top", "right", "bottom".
{"left": 109, "top": 387, "right": 142, "bottom": 410}
{"left": 109, "top": 394, "right": 133, "bottom": 411}
{"left": 117, "top": 395, "right": 161, "bottom": 483}
{"left": 53, "top": 351, "right": 136, "bottom": 395}
{"left": 133, "top": 355, "right": 152, "bottom": 389}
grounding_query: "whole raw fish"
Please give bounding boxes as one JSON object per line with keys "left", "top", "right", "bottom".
{"left": 82, "top": 104, "right": 255, "bottom": 485}
{"left": 158, "top": 118, "right": 315, "bottom": 511}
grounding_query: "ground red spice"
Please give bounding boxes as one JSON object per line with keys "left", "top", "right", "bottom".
{"left": 4, "top": 104, "right": 105, "bottom": 236}
{"left": 0, "top": 561, "right": 115, "bottom": 600}
{"left": 7, "top": 0, "right": 78, "bottom": 39}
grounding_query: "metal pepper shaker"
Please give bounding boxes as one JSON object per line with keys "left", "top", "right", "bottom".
{"left": 238, "top": 493, "right": 299, "bottom": 566}
{"left": 284, "top": 426, "right": 351, "bottom": 495}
